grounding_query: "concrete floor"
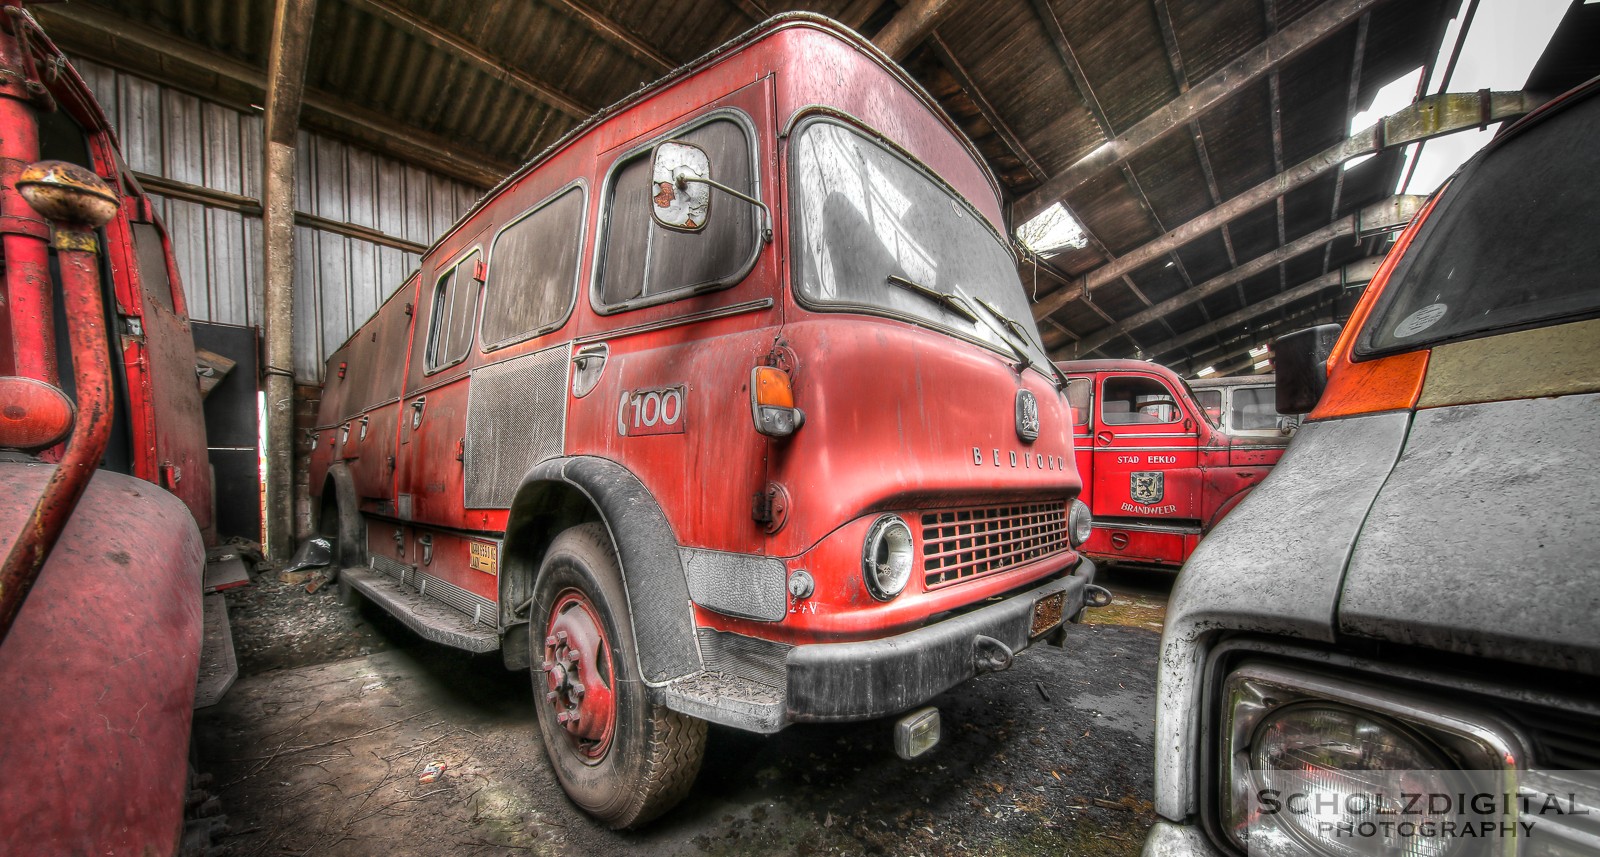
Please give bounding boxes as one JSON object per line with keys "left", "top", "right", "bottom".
{"left": 196, "top": 576, "right": 1169, "bottom": 856}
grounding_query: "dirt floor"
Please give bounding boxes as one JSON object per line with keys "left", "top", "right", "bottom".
{"left": 197, "top": 567, "right": 1170, "bottom": 856}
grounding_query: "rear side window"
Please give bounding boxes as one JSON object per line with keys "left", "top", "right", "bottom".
{"left": 481, "top": 187, "right": 584, "bottom": 350}
{"left": 1229, "top": 387, "right": 1278, "bottom": 431}
{"left": 425, "top": 251, "right": 481, "bottom": 373}
{"left": 1359, "top": 89, "right": 1600, "bottom": 355}
{"left": 596, "top": 116, "right": 758, "bottom": 311}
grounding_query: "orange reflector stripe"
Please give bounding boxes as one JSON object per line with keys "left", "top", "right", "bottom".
{"left": 752, "top": 366, "right": 795, "bottom": 408}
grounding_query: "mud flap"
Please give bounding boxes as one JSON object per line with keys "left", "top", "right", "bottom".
{"left": 509, "top": 456, "right": 702, "bottom": 685}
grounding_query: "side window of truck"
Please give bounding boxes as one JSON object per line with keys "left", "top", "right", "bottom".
{"left": 1066, "top": 377, "right": 1091, "bottom": 428}
{"left": 1193, "top": 389, "right": 1222, "bottom": 425}
{"left": 425, "top": 251, "right": 482, "bottom": 373}
{"left": 595, "top": 115, "right": 758, "bottom": 311}
{"left": 1101, "top": 376, "right": 1180, "bottom": 425}
{"left": 1230, "top": 386, "right": 1277, "bottom": 432}
{"left": 481, "top": 187, "right": 585, "bottom": 350}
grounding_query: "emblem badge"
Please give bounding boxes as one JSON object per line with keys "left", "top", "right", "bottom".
{"left": 1015, "top": 390, "right": 1040, "bottom": 443}
{"left": 1129, "top": 471, "right": 1165, "bottom": 505}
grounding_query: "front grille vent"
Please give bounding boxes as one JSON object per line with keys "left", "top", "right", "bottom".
{"left": 921, "top": 502, "right": 1069, "bottom": 589}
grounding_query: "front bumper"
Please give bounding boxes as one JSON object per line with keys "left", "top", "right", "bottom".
{"left": 1142, "top": 821, "right": 1225, "bottom": 857}
{"left": 785, "top": 562, "right": 1092, "bottom": 722}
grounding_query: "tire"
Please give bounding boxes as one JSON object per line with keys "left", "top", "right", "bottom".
{"left": 317, "top": 481, "right": 366, "bottom": 575}
{"left": 530, "top": 523, "right": 706, "bottom": 829}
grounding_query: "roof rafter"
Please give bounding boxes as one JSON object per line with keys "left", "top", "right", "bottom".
{"left": 1014, "top": 0, "right": 1386, "bottom": 223}
{"left": 1031, "top": 89, "right": 1543, "bottom": 321}
{"left": 546, "top": 0, "right": 677, "bottom": 72}
{"left": 1070, "top": 194, "right": 1423, "bottom": 357}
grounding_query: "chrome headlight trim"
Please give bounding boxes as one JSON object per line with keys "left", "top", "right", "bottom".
{"left": 862, "top": 514, "right": 914, "bottom": 601}
{"left": 1214, "top": 660, "right": 1532, "bottom": 855}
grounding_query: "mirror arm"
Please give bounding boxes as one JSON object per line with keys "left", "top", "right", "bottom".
{"left": 677, "top": 175, "right": 773, "bottom": 243}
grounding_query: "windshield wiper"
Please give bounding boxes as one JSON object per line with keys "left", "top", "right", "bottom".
{"left": 886, "top": 274, "right": 979, "bottom": 324}
{"left": 961, "top": 291, "right": 1035, "bottom": 371}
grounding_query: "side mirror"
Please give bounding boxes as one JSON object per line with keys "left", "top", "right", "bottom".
{"left": 651, "top": 141, "right": 711, "bottom": 231}
{"left": 1272, "top": 324, "right": 1342, "bottom": 414}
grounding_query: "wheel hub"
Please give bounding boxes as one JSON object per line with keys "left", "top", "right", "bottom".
{"left": 542, "top": 591, "right": 616, "bottom": 759}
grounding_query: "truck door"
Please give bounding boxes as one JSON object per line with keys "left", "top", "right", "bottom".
{"left": 1066, "top": 376, "right": 1093, "bottom": 508}
{"left": 1090, "top": 372, "right": 1201, "bottom": 526}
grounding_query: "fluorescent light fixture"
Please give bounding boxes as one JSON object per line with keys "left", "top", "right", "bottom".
{"left": 1254, "top": 359, "right": 1271, "bottom": 370}
{"left": 1016, "top": 202, "right": 1088, "bottom": 257}
{"left": 1249, "top": 345, "right": 1268, "bottom": 357}
{"left": 1196, "top": 365, "right": 1216, "bottom": 378}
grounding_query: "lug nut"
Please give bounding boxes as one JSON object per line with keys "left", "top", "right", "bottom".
{"left": 555, "top": 631, "right": 568, "bottom": 643}
{"left": 545, "top": 635, "right": 558, "bottom": 647}
{"left": 545, "top": 690, "right": 557, "bottom": 701}
{"left": 566, "top": 650, "right": 579, "bottom": 663}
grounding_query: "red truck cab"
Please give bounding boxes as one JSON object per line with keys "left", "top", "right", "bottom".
{"left": 1057, "top": 360, "right": 1286, "bottom": 570}
{"left": 309, "top": 14, "right": 1101, "bottom": 828}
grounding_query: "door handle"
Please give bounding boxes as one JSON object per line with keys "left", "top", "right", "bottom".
{"left": 572, "top": 343, "right": 608, "bottom": 398}
{"left": 1095, "top": 431, "right": 1113, "bottom": 446}
{"left": 410, "top": 397, "right": 426, "bottom": 429}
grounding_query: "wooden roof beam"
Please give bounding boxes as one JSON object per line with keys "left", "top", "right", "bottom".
{"left": 1031, "top": 89, "right": 1544, "bottom": 321}
{"left": 1014, "top": 0, "right": 1388, "bottom": 224}
{"left": 547, "top": 0, "right": 677, "bottom": 73}
{"left": 874, "top": 0, "right": 963, "bottom": 61}
{"left": 34, "top": 1, "right": 516, "bottom": 187}
{"left": 1144, "top": 257, "right": 1381, "bottom": 360}
{"left": 345, "top": 0, "right": 595, "bottom": 119}
{"left": 1071, "top": 194, "right": 1423, "bottom": 357}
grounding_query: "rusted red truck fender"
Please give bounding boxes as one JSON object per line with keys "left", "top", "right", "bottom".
{"left": 0, "top": 461, "right": 204, "bottom": 857}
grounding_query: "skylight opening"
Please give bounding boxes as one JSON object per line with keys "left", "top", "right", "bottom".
{"left": 1016, "top": 202, "right": 1089, "bottom": 257}
{"left": 1343, "top": 66, "right": 1424, "bottom": 171}
{"left": 1195, "top": 366, "right": 1216, "bottom": 378}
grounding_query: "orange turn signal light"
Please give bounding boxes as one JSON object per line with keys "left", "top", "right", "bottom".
{"left": 0, "top": 376, "right": 75, "bottom": 450}
{"left": 750, "top": 366, "right": 803, "bottom": 437}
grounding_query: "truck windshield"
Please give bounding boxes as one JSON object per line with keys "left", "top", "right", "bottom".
{"left": 790, "top": 119, "right": 1053, "bottom": 370}
{"left": 1358, "top": 87, "right": 1600, "bottom": 356}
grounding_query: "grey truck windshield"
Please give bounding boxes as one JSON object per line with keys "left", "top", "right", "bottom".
{"left": 790, "top": 119, "right": 1053, "bottom": 370}
{"left": 1358, "top": 87, "right": 1600, "bottom": 356}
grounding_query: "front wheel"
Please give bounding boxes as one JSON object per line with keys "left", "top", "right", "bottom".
{"left": 530, "top": 523, "right": 706, "bottom": 828}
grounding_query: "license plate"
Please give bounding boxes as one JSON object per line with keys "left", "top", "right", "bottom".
{"left": 1030, "top": 592, "right": 1065, "bottom": 637}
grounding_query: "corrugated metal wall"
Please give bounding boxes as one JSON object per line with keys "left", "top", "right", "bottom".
{"left": 74, "top": 57, "right": 484, "bottom": 382}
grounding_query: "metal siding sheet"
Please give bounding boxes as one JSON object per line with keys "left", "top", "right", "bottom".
{"left": 206, "top": 207, "right": 250, "bottom": 327}
{"left": 117, "top": 73, "right": 163, "bottom": 175}
{"left": 349, "top": 238, "right": 380, "bottom": 330}
{"left": 243, "top": 216, "right": 265, "bottom": 328}
{"left": 161, "top": 87, "right": 205, "bottom": 185}
{"left": 428, "top": 172, "right": 456, "bottom": 237}
{"left": 240, "top": 113, "right": 264, "bottom": 201}
{"left": 200, "top": 100, "right": 244, "bottom": 195}
{"left": 313, "top": 133, "right": 348, "bottom": 222}
{"left": 317, "top": 230, "right": 352, "bottom": 363}
{"left": 346, "top": 147, "right": 378, "bottom": 230}
{"left": 293, "top": 224, "right": 323, "bottom": 381}
{"left": 161, "top": 197, "right": 212, "bottom": 321}
{"left": 403, "top": 164, "right": 432, "bottom": 244}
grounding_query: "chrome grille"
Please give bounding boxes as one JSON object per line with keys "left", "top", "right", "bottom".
{"left": 921, "top": 502, "right": 1069, "bottom": 588}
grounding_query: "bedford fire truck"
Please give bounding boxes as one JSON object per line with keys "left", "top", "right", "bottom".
{"left": 0, "top": 3, "right": 217, "bottom": 854}
{"left": 1056, "top": 360, "right": 1289, "bottom": 570}
{"left": 310, "top": 14, "right": 1103, "bottom": 828}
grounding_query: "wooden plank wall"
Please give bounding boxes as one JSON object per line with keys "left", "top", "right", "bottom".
{"left": 75, "top": 57, "right": 484, "bottom": 382}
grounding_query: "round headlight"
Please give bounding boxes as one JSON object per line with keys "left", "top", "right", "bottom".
{"left": 1068, "top": 499, "right": 1092, "bottom": 547}
{"left": 1249, "top": 704, "right": 1459, "bottom": 857}
{"left": 862, "top": 515, "right": 913, "bottom": 601}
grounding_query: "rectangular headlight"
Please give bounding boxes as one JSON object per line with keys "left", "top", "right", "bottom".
{"left": 1216, "top": 662, "right": 1528, "bottom": 856}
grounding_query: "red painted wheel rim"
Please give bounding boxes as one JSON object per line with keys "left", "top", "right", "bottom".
{"left": 541, "top": 589, "right": 617, "bottom": 761}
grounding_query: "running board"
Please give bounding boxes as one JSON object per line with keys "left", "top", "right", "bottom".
{"left": 659, "top": 670, "right": 786, "bottom": 734}
{"left": 194, "top": 593, "right": 237, "bottom": 708}
{"left": 341, "top": 566, "right": 499, "bottom": 653}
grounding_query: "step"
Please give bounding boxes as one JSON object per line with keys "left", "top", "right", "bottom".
{"left": 341, "top": 566, "right": 499, "bottom": 653}
{"left": 202, "top": 552, "right": 251, "bottom": 593}
{"left": 194, "top": 593, "right": 237, "bottom": 709}
{"left": 660, "top": 670, "right": 786, "bottom": 734}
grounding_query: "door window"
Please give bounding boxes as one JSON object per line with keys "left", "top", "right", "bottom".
{"left": 1066, "top": 377, "right": 1091, "bottom": 428}
{"left": 425, "top": 251, "right": 482, "bottom": 373}
{"left": 481, "top": 187, "right": 584, "bottom": 350}
{"left": 595, "top": 115, "right": 758, "bottom": 311}
{"left": 1100, "top": 376, "right": 1180, "bottom": 426}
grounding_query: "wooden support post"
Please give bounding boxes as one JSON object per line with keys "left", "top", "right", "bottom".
{"left": 262, "top": 0, "right": 317, "bottom": 562}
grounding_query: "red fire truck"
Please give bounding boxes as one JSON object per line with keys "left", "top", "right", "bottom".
{"left": 0, "top": 3, "right": 217, "bottom": 854}
{"left": 310, "top": 14, "right": 1103, "bottom": 828}
{"left": 1057, "top": 360, "right": 1289, "bottom": 570}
